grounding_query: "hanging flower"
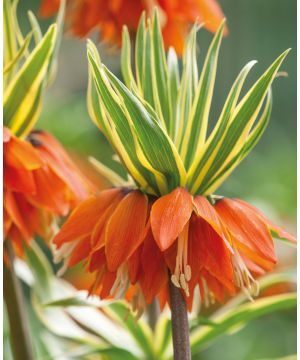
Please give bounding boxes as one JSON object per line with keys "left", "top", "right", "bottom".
{"left": 3, "top": 0, "right": 92, "bottom": 255}
{"left": 4, "top": 128, "right": 91, "bottom": 255}
{"left": 53, "top": 13, "right": 295, "bottom": 313}
{"left": 39, "top": 0, "right": 227, "bottom": 53}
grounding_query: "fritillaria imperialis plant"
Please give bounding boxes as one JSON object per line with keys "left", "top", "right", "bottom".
{"left": 53, "top": 11, "right": 296, "bottom": 359}
{"left": 3, "top": 0, "right": 91, "bottom": 256}
{"left": 3, "top": 1, "right": 91, "bottom": 358}
{"left": 40, "top": 0, "right": 227, "bottom": 53}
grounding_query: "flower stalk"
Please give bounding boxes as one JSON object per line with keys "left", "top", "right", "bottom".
{"left": 169, "top": 274, "right": 191, "bottom": 360}
{"left": 4, "top": 242, "right": 34, "bottom": 360}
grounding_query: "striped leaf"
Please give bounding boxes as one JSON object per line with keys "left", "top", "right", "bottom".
{"left": 189, "top": 293, "right": 296, "bottom": 355}
{"left": 190, "top": 49, "right": 290, "bottom": 194}
{"left": 4, "top": 24, "right": 57, "bottom": 136}
{"left": 87, "top": 42, "right": 160, "bottom": 194}
{"left": 187, "top": 60, "right": 258, "bottom": 190}
{"left": 179, "top": 21, "right": 225, "bottom": 168}
{"left": 175, "top": 24, "right": 199, "bottom": 145}
{"left": 88, "top": 41, "right": 186, "bottom": 195}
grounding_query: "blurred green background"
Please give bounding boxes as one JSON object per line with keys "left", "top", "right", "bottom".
{"left": 16, "top": 0, "right": 296, "bottom": 359}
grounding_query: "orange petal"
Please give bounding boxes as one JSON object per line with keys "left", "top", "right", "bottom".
{"left": 4, "top": 134, "right": 42, "bottom": 170}
{"left": 90, "top": 192, "right": 125, "bottom": 251}
{"left": 68, "top": 237, "right": 91, "bottom": 267}
{"left": 105, "top": 190, "right": 148, "bottom": 272}
{"left": 193, "top": 196, "right": 233, "bottom": 251}
{"left": 4, "top": 190, "right": 32, "bottom": 243}
{"left": 197, "top": 0, "right": 228, "bottom": 35}
{"left": 89, "top": 247, "right": 107, "bottom": 273}
{"left": 39, "top": 0, "right": 60, "bottom": 16}
{"left": 4, "top": 165, "right": 36, "bottom": 194}
{"left": 13, "top": 193, "right": 52, "bottom": 241}
{"left": 30, "top": 167, "right": 70, "bottom": 216}
{"left": 200, "top": 269, "right": 226, "bottom": 303}
{"left": 127, "top": 245, "right": 143, "bottom": 285}
{"left": 140, "top": 230, "right": 168, "bottom": 303}
{"left": 235, "top": 199, "right": 296, "bottom": 244}
{"left": 215, "top": 198, "right": 276, "bottom": 264}
{"left": 53, "top": 189, "right": 123, "bottom": 247}
{"left": 190, "top": 215, "right": 235, "bottom": 292}
{"left": 29, "top": 131, "right": 91, "bottom": 201}
{"left": 151, "top": 187, "right": 193, "bottom": 251}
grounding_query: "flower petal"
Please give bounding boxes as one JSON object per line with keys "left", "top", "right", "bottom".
{"left": 29, "top": 131, "right": 92, "bottom": 200}
{"left": 4, "top": 190, "right": 32, "bottom": 242}
{"left": 151, "top": 187, "right": 193, "bottom": 251}
{"left": 128, "top": 245, "right": 143, "bottom": 285}
{"left": 140, "top": 230, "right": 168, "bottom": 303}
{"left": 4, "top": 133, "right": 42, "bottom": 170}
{"left": 190, "top": 215, "right": 235, "bottom": 292}
{"left": 105, "top": 190, "right": 148, "bottom": 272}
{"left": 235, "top": 199, "right": 296, "bottom": 244}
{"left": 215, "top": 198, "right": 276, "bottom": 264}
{"left": 53, "top": 189, "right": 122, "bottom": 247}
{"left": 68, "top": 237, "right": 91, "bottom": 267}
{"left": 193, "top": 195, "right": 233, "bottom": 251}
{"left": 197, "top": 0, "right": 228, "bottom": 35}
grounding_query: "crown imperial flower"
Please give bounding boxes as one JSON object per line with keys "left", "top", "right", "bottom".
{"left": 40, "top": 0, "right": 227, "bottom": 53}
{"left": 53, "top": 12, "right": 295, "bottom": 313}
{"left": 3, "top": 0, "right": 92, "bottom": 255}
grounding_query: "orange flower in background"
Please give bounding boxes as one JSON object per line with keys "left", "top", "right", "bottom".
{"left": 3, "top": 127, "right": 92, "bottom": 256}
{"left": 40, "top": 0, "right": 227, "bottom": 53}
{"left": 53, "top": 187, "right": 295, "bottom": 312}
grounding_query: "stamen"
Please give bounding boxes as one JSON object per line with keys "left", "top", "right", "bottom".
{"left": 201, "top": 278, "right": 210, "bottom": 308}
{"left": 110, "top": 263, "right": 129, "bottom": 298}
{"left": 171, "top": 274, "right": 181, "bottom": 288}
{"left": 53, "top": 241, "right": 78, "bottom": 277}
{"left": 171, "top": 223, "right": 192, "bottom": 297}
{"left": 232, "top": 248, "right": 259, "bottom": 300}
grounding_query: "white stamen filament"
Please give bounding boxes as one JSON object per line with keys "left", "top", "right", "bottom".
{"left": 52, "top": 240, "right": 79, "bottom": 277}
{"left": 110, "top": 263, "right": 129, "bottom": 299}
{"left": 199, "top": 278, "right": 216, "bottom": 308}
{"left": 170, "top": 224, "right": 192, "bottom": 297}
{"left": 232, "top": 248, "right": 259, "bottom": 300}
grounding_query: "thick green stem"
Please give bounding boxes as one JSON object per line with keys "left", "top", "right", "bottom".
{"left": 169, "top": 277, "right": 191, "bottom": 360}
{"left": 4, "top": 242, "right": 34, "bottom": 360}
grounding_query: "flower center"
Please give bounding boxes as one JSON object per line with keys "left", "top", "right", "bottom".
{"left": 170, "top": 223, "right": 191, "bottom": 297}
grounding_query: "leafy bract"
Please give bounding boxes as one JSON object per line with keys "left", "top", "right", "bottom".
{"left": 3, "top": 0, "right": 64, "bottom": 138}
{"left": 88, "top": 12, "right": 289, "bottom": 197}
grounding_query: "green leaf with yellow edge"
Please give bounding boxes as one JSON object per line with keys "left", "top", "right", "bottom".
{"left": 201, "top": 88, "right": 273, "bottom": 194}
{"left": 135, "top": 12, "right": 146, "bottom": 92}
{"left": 188, "top": 293, "right": 296, "bottom": 356}
{"left": 4, "top": 24, "right": 57, "bottom": 136}
{"left": 4, "top": 0, "right": 18, "bottom": 68}
{"left": 3, "top": 31, "right": 33, "bottom": 75}
{"left": 121, "top": 26, "right": 136, "bottom": 89}
{"left": 150, "top": 10, "right": 171, "bottom": 132}
{"left": 103, "top": 64, "right": 187, "bottom": 193}
{"left": 167, "top": 47, "right": 180, "bottom": 138}
{"left": 190, "top": 48, "right": 290, "bottom": 194}
{"left": 175, "top": 24, "right": 199, "bottom": 145}
{"left": 104, "top": 302, "right": 155, "bottom": 358}
{"left": 187, "top": 59, "right": 257, "bottom": 189}
{"left": 179, "top": 21, "right": 225, "bottom": 168}
{"left": 87, "top": 42, "right": 159, "bottom": 194}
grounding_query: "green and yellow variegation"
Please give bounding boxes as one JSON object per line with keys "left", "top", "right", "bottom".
{"left": 87, "top": 10, "right": 289, "bottom": 197}
{"left": 3, "top": 0, "right": 65, "bottom": 138}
